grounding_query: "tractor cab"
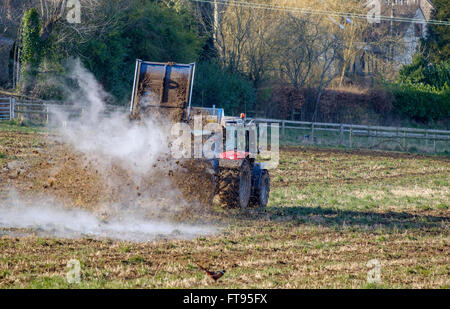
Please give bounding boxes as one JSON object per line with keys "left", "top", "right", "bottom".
{"left": 220, "top": 114, "right": 258, "bottom": 161}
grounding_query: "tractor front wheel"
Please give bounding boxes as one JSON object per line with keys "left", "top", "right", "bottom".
{"left": 250, "top": 170, "right": 270, "bottom": 208}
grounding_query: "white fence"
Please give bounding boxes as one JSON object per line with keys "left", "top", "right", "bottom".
{"left": 1, "top": 97, "right": 449, "bottom": 153}
{"left": 0, "top": 98, "right": 126, "bottom": 124}
{"left": 0, "top": 97, "right": 48, "bottom": 122}
{"left": 0, "top": 97, "right": 14, "bottom": 120}
{"left": 230, "top": 117, "right": 450, "bottom": 153}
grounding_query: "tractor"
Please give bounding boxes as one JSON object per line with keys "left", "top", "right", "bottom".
{"left": 129, "top": 60, "right": 270, "bottom": 209}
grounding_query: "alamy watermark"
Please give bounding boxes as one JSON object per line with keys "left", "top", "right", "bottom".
{"left": 66, "top": 0, "right": 81, "bottom": 24}
{"left": 366, "top": 0, "right": 381, "bottom": 24}
{"left": 367, "top": 259, "right": 382, "bottom": 284}
{"left": 170, "top": 115, "right": 280, "bottom": 169}
{"left": 66, "top": 259, "right": 81, "bottom": 284}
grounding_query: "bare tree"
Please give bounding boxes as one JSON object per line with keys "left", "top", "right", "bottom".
{"left": 311, "top": 33, "right": 341, "bottom": 121}
{"left": 191, "top": 2, "right": 256, "bottom": 73}
{"left": 0, "top": 0, "right": 28, "bottom": 38}
{"left": 333, "top": 15, "right": 370, "bottom": 86}
{"left": 243, "top": 8, "right": 277, "bottom": 86}
{"left": 273, "top": 14, "right": 319, "bottom": 89}
{"left": 38, "top": 0, "right": 129, "bottom": 45}
{"left": 269, "top": 11, "right": 343, "bottom": 120}
{"left": 218, "top": 5, "right": 254, "bottom": 73}
{"left": 0, "top": 5, "right": 11, "bottom": 36}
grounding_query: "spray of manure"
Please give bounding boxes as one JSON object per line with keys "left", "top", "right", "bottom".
{"left": 0, "top": 59, "right": 218, "bottom": 242}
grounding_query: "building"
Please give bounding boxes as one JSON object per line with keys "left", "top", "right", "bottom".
{"left": 394, "top": 0, "right": 434, "bottom": 65}
{"left": 349, "top": 0, "right": 434, "bottom": 80}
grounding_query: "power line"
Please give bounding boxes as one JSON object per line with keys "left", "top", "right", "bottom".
{"left": 197, "top": 0, "right": 450, "bottom": 25}
{"left": 190, "top": 0, "right": 450, "bottom": 26}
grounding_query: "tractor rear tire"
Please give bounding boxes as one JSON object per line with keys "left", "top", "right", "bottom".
{"left": 217, "top": 161, "right": 252, "bottom": 209}
{"left": 249, "top": 170, "right": 270, "bottom": 209}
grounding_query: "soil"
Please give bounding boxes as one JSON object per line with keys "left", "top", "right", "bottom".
{"left": 12, "top": 62, "right": 218, "bottom": 219}
{"left": 1, "top": 127, "right": 448, "bottom": 288}
{"left": 0, "top": 131, "right": 217, "bottom": 222}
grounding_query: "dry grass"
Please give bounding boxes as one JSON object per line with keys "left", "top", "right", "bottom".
{"left": 0, "top": 124, "right": 449, "bottom": 289}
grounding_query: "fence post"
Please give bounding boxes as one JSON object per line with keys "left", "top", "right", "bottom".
{"left": 26, "top": 101, "right": 30, "bottom": 121}
{"left": 9, "top": 97, "right": 12, "bottom": 120}
{"left": 339, "top": 124, "right": 344, "bottom": 146}
{"left": 425, "top": 130, "right": 429, "bottom": 151}
{"left": 12, "top": 98, "right": 15, "bottom": 119}
{"left": 46, "top": 104, "right": 49, "bottom": 125}
{"left": 311, "top": 122, "right": 315, "bottom": 143}
{"left": 281, "top": 120, "right": 285, "bottom": 137}
{"left": 374, "top": 129, "right": 377, "bottom": 148}
{"left": 403, "top": 129, "right": 407, "bottom": 150}
{"left": 349, "top": 127, "right": 353, "bottom": 149}
{"left": 434, "top": 134, "right": 437, "bottom": 153}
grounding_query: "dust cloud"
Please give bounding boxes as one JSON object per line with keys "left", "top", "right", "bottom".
{"left": 0, "top": 191, "right": 215, "bottom": 242}
{"left": 0, "top": 59, "right": 217, "bottom": 241}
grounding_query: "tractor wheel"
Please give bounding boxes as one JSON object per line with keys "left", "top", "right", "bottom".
{"left": 217, "top": 161, "right": 252, "bottom": 209}
{"left": 249, "top": 170, "right": 270, "bottom": 209}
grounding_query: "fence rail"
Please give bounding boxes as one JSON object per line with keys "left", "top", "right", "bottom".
{"left": 0, "top": 98, "right": 127, "bottom": 123}
{"left": 242, "top": 117, "right": 450, "bottom": 140}
{"left": 0, "top": 98, "right": 13, "bottom": 120}
{"left": 228, "top": 117, "right": 450, "bottom": 153}
{"left": 1, "top": 97, "right": 449, "bottom": 153}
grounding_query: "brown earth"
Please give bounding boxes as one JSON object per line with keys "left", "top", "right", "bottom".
{"left": 0, "top": 126, "right": 449, "bottom": 288}
{"left": 0, "top": 130, "right": 216, "bottom": 222}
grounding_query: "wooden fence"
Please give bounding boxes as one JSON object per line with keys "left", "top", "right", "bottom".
{"left": 0, "top": 97, "right": 48, "bottom": 122}
{"left": 228, "top": 117, "right": 450, "bottom": 153}
{"left": 0, "top": 98, "right": 126, "bottom": 124}
{"left": 1, "top": 97, "right": 449, "bottom": 153}
{"left": 0, "top": 97, "right": 14, "bottom": 121}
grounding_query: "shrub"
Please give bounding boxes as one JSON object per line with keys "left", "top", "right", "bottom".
{"left": 367, "top": 87, "right": 394, "bottom": 115}
{"left": 398, "top": 55, "right": 450, "bottom": 89}
{"left": 20, "top": 9, "right": 42, "bottom": 94}
{"left": 392, "top": 54, "right": 450, "bottom": 123}
{"left": 389, "top": 82, "right": 449, "bottom": 122}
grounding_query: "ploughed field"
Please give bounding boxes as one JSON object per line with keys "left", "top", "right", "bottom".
{"left": 0, "top": 122, "right": 449, "bottom": 288}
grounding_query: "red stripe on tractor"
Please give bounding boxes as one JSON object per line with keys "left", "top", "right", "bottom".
{"left": 219, "top": 151, "right": 249, "bottom": 160}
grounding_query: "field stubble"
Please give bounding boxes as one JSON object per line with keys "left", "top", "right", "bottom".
{"left": 0, "top": 123, "right": 449, "bottom": 288}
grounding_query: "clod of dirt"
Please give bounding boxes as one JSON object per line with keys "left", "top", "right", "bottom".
{"left": 47, "top": 177, "right": 56, "bottom": 188}
{"left": 8, "top": 170, "right": 20, "bottom": 179}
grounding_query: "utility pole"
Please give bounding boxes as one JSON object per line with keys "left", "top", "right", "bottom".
{"left": 213, "top": 0, "right": 219, "bottom": 43}
{"left": 390, "top": 2, "right": 394, "bottom": 62}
